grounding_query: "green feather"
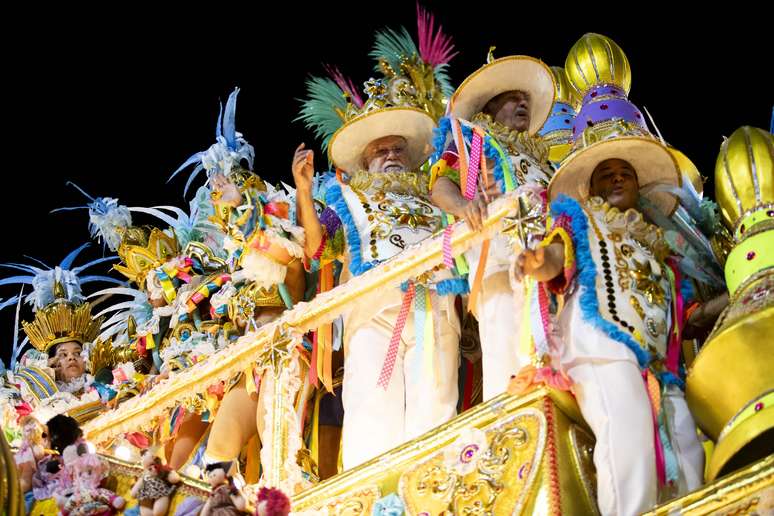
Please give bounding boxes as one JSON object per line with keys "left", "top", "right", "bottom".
{"left": 296, "top": 76, "right": 348, "bottom": 150}
{"left": 433, "top": 63, "right": 454, "bottom": 98}
{"left": 369, "top": 26, "right": 418, "bottom": 74}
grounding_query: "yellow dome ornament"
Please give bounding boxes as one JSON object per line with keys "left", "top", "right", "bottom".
{"left": 686, "top": 126, "right": 774, "bottom": 481}
{"left": 564, "top": 32, "right": 631, "bottom": 99}
{"left": 668, "top": 146, "right": 704, "bottom": 195}
{"left": 538, "top": 67, "right": 581, "bottom": 166}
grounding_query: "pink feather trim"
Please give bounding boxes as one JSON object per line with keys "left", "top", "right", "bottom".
{"left": 416, "top": 2, "right": 457, "bottom": 66}
{"left": 323, "top": 64, "right": 364, "bottom": 109}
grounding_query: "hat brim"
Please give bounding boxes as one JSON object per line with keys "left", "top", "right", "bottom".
{"left": 548, "top": 136, "right": 681, "bottom": 215}
{"left": 449, "top": 56, "right": 556, "bottom": 135}
{"left": 328, "top": 107, "right": 435, "bottom": 173}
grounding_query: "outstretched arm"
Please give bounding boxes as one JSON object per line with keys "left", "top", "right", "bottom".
{"left": 683, "top": 291, "right": 729, "bottom": 340}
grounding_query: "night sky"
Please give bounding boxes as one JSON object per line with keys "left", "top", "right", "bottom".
{"left": 1, "top": 4, "right": 771, "bottom": 364}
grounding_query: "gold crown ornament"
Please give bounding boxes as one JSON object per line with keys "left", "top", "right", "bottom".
{"left": 113, "top": 227, "right": 180, "bottom": 288}
{"left": 21, "top": 282, "right": 103, "bottom": 355}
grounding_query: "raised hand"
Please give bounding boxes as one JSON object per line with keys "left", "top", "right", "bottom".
{"left": 292, "top": 143, "right": 315, "bottom": 193}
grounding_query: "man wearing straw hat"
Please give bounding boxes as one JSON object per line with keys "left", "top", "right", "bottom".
{"left": 430, "top": 52, "right": 557, "bottom": 400}
{"left": 293, "top": 12, "right": 461, "bottom": 469}
{"left": 515, "top": 33, "right": 706, "bottom": 515}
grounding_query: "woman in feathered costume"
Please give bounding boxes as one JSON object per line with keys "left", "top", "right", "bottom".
{"left": 0, "top": 244, "right": 122, "bottom": 424}
{"left": 168, "top": 88, "right": 308, "bottom": 477}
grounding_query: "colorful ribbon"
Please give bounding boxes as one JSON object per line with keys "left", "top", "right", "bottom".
{"left": 464, "top": 131, "right": 483, "bottom": 200}
{"left": 377, "top": 281, "right": 416, "bottom": 389}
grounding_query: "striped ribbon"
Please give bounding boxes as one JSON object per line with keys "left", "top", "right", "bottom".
{"left": 442, "top": 226, "right": 454, "bottom": 268}
{"left": 452, "top": 119, "right": 470, "bottom": 195}
{"left": 464, "top": 132, "right": 483, "bottom": 200}
{"left": 520, "top": 278, "right": 535, "bottom": 357}
{"left": 413, "top": 284, "right": 427, "bottom": 383}
{"left": 644, "top": 370, "right": 667, "bottom": 486}
{"left": 377, "top": 282, "right": 416, "bottom": 389}
{"left": 423, "top": 288, "right": 436, "bottom": 386}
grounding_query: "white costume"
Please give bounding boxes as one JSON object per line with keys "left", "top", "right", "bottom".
{"left": 432, "top": 54, "right": 557, "bottom": 400}
{"left": 315, "top": 172, "right": 460, "bottom": 469}
{"left": 436, "top": 115, "right": 554, "bottom": 400}
{"left": 548, "top": 196, "right": 704, "bottom": 515}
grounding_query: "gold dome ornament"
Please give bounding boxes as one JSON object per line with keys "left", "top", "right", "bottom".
{"left": 539, "top": 67, "right": 581, "bottom": 165}
{"left": 668, "top": 146, "right": 704, "bottom": 196}
{"left": 564, "top": 33, "right": 631, "bottom": 99}
{"left": 714, "top": 127, "right": 774, "bottom": 295}
{"left": 551, "top": 66, "right": 581, "bottom": 111}
{"left": 686, "top": 126, "right": 774, "bottom": 481}
{"left": 715, "top": 126, "right": 774, "bottom": 242}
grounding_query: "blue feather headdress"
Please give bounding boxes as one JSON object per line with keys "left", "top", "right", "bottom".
{"left": 53, "top": 183, "right": 222, "bottom": 255}
{"left": 0, "top": 244, "right": 122, "bottom": 366}
{"left": 169, "top": 88, "right": 256, "bottom": 197}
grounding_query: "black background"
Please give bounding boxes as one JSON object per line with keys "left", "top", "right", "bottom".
{"left": 1, "top": 4, "right": 771, "bottom": 365}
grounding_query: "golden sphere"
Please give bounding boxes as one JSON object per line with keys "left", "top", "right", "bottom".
{"left": 550, "top": 66, "right": 581, "bottom": 110}
{"left": 668, "top": 146, "right": 704, "bottom": 195}
{"left": 564, "top": 33, "right": 631, "bottom": 98}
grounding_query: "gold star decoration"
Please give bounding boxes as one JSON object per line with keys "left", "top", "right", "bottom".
{"left": 502, "top": 193, "right": 546, "bottom": 250}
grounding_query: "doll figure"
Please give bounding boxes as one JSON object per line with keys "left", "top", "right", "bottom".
{"left": 61, "top": 452, "right": 125, "bottom": 516}
{"left": 15, "top": 416, "right": 49, "bottom": 493}
{"left": 131, "top": 448, "right": 181, "bottom": 516}
{"left": 201, "top": 462, "right": 247, "bottom": 516}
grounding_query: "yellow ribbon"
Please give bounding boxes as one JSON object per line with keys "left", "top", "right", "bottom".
{"left": 423, "top": 288, "right": 435, "bottom": 386}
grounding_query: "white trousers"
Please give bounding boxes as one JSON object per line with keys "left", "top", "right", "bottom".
{"left": 341, "top": 305, "right": 460, "bottom": 470}
{"left": 568, "top": 360, "right": 704, "bottom": 516}
{"left": 475, "top": 271, "right": 529, "bottom": 400}
{"left": 559, "top": 296, "right": 704, "bottom": 515}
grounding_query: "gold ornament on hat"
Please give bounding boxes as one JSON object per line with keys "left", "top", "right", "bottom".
{"left": 21, "top": 282, "right": 103, "bottom": 354}
{"left": 564, "top": 33, "right": 631, "bottom": 98}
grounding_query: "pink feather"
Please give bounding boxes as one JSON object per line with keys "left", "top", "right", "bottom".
{"left": 416, "top": 2, "right": 458, "bottom": 66}
{"left": 323, "top": 64, "right": 364, "bottom": 109}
